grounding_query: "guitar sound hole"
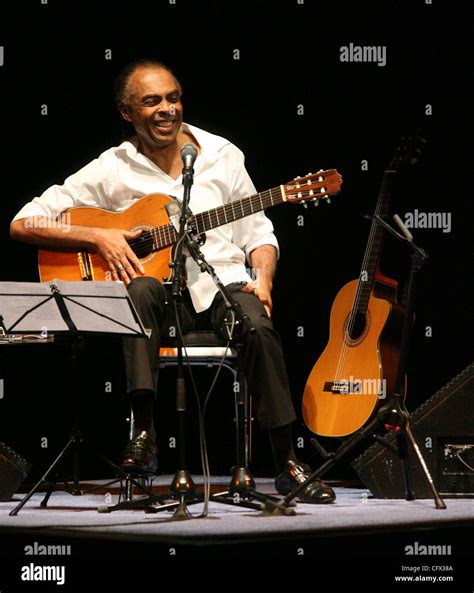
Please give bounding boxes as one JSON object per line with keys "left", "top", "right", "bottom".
{"left": 348, "top": 310, "right": 367, "bottom": 340}
{"left": 131, "top": 235, "right": 153, "bottom": 259}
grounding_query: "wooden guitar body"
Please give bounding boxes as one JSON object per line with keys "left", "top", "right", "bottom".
{"left": 301, "top": 137, "right": 422, "bottom": 437}
{"left": 38, "top": 194, "right": 174, "bottom": 282}
{"left": 302, "top": 276, "right": 405, "bottom": 437}
{"left": 37, "top": 170, "right": 342, "bottom": 283}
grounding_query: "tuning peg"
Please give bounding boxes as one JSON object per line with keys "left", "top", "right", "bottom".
{"left": 326, "top": 197, "right": 331, "bottom": 204}
{"left": 313, "top": 199, "right": 319, "bottom": 207}
{"left": 302, "top": 202, "right": 308, "bottom": 209}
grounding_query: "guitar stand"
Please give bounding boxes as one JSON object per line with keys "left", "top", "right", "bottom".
{"left": 285, "top": 392, "right": 446, "bottom": 511}
{"left": 276, "top": 215, "right": 446, "bottom": 512}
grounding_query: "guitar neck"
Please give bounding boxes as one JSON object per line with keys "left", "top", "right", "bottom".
{"left": 357, "top": 170, "right": 396, "bottom": 312}
{"left": 151, "top": 186, "right": 284, "bottom": 251}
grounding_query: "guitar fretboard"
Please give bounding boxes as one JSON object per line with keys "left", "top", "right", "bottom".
{"left": 357, "top": 171, "right": 396, "bottom": 313}
{"left": 148, "top": 186, "right": 284, "bottom": 251}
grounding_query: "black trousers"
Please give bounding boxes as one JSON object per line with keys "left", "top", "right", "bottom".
{"left": 122, "top": 277, "right": 296, "bottom": 430}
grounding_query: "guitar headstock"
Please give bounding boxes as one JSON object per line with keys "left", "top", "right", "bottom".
{"left": 283, "top": 169, "right": 342, "bottom": 207}
{"left": 389, "top": 132, "right": 427, "bottom": 170}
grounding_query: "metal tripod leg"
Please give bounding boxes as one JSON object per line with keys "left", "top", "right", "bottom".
{"left": 10, "top": 428, "right": 164, "bottom": 516}
{"left": 395, "top": 431, "right": 415, "bottom": 500}
{"left": 10, "top": 434, "right": 78, "bottom": 516}
{"left": 202, "top": 347, "right": 295, "bottom": 516}
{"left": 404, "top": 421, "right": 446, "bottom": 509}
{"left": 145, "top": 351, "right": 296, "bottom": 517}
{"left": 97, "top": 473, "right": 164, "bottom": 513}
{"left": 280, "top": 395, "right": 446, "bottom": 510}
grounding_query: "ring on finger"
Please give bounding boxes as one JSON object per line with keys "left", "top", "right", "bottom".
{"left": 116, "top": 264, "right": 124, "bottom": 272}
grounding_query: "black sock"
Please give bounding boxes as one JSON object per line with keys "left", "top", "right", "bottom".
{"left": 268, "top": 423, "right": 297, "bottom": 474}
{"left": 129, "top": 389, "right": 154, "bottom": 432}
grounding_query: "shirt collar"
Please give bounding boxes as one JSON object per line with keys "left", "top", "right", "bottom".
{"left": 117, "top": 122, "right": 229, "bottom": 168}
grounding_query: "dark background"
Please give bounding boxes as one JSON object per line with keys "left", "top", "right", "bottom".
{"left": 0, "top": 0, "right": 471, "bottom": 483}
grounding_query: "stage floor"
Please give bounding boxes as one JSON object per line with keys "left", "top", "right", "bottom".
{"left": 1, "top": 476, "right": 472, "bottom": 592}
{"left": 0, "top": 476, "right": 472, "bottom": 543}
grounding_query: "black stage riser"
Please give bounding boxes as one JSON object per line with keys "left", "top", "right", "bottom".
{"left": 0, "top": 441, "right": 31, "bottom": 501}
{"left": 352, "top": 363, "right": 474, "bottom": 498}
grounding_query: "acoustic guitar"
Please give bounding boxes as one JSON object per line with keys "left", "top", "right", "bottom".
{"left": 38, "top": 170, "right": 342, "bottom": 282}
{"left": 302, "top": 138, "right": 421, "bottom": 437}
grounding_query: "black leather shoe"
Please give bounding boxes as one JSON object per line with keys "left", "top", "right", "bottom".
{"left": 275, "top": 460, "right": 336, "bottom": 504}
{"left": 120, "top": 431, "right": 158, "bottom": 474}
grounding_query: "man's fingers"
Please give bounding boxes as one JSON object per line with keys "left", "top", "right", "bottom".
{"left": 121, "top": 261, "right": 137, "bottom": 281}
{"left": 109, "top": 261, "right": 132, "bottom": 285}
{"left": 240, "top": 283, "right": 255, "bottom": 293}
{"left": 261, "top": 300, "right": 272, "bottom": 318}
{"left": 244, "top": 285, "right": 273, "bottom": 317}
{"left": 131, "top": 256, "right": 145, "bottom": 274}
{"left": 125, "top": 246, "right": 145, "bottom": 275}
{"left": 122, "top": 229, "right": 145, "bottom": 276}
{"left": 123, "top": 228, "right": 143, "bottom": 239}
{"left": 110, "top": 265, "right": 120, "bottom": 281}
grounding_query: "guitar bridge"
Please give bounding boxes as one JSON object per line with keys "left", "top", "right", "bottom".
{"left": 77, "top": 251, "right": 94, "bottom": 281}
{"left": 324, "top": 381, "right": 350, "bottom": 394}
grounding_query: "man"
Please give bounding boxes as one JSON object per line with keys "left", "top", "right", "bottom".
{"left": 10, "top": 59, "right": 335, "bottom": 503}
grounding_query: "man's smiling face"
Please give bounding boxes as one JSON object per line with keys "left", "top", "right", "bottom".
{"left": 119, "top": 66, "right": 183, "bottom": 150}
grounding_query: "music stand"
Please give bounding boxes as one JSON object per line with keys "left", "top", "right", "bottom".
{"left": 0, "top": 279, "right": 162, "bottom": 515}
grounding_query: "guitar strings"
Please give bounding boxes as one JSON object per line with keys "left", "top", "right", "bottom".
{"left": 333, "top": 198, "right": 381, "bottom": 385}
{"left": 340, "top": 197, "right": 382, "bottom": 381}
{"left": 332, "top": 237, "right": 369, "bottom": 383}
{"left": 86, "top": 181, "right": 337, "bottom": 284}
{"left": 84, "top": 188, "right": 281, "bottom": 271}
{"left": 125, "top": 187, "right": 275, "bottom": 253}
{"left": 85, "top": 175, "right": 338, "bottom": 268}
{"left": 125, "top": 185, "right": 321, "bottom": 257}
{"left": 335, "top": 174, "right": 388, "bottom": 387}
{"left": 124, "top": 176, "right": 337, "bottom": 259}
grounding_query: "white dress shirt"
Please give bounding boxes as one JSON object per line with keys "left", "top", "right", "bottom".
{"left": 12, "top": 123, "right": 279, "bottom": 312}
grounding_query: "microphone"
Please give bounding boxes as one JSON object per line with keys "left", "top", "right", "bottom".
{"left": 181, "top": 142, "right": 198, "bottom": 172}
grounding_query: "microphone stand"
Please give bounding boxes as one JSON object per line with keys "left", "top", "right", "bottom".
{"left": 147, "top": 226, "right": 295, "bottom": 516}
{"left": 165, "top": 147, "right": 198, "bottom": 520}
{"left": 146, "top": 145, "right": 295, "bottom": 517}
{"left": 276, "top": 213, "right": 446, "bottom": 511}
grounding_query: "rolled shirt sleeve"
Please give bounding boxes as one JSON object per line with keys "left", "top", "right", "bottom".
{"left": 229, "top": 149, "right": 280, "bottom": 262}
{"left": 11, "top": 156, "right": 112, "bottom": 223}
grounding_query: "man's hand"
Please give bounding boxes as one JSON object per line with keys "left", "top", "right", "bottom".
{"left": 242, "top": 244, "right": 277, "bottom": 317}
{"left": 93, "top": 228, "right": 145, "bottom": 285}
{"left": 241, "top": 281, "right": 273, "bottom": 317}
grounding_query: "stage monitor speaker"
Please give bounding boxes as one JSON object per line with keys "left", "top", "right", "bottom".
{"left": 0, "top": 441, "right": 31, "bottom": 501}
{"left": 352, "top": 362, "right": 474, "bottom": 498}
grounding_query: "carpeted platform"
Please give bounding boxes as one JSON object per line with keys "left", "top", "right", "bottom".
{"left": 1, "top": 476, "right": 472, "bottom": 544}
{"left": 1, "top": 477, "right": 473, "bottom": 592}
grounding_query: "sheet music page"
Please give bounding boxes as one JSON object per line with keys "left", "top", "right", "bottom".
{"left": 0, "top": 282, "right": 69, "bottom": 332}
{"left": 51, "top": 280, "right": 145, "bottom": 336}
